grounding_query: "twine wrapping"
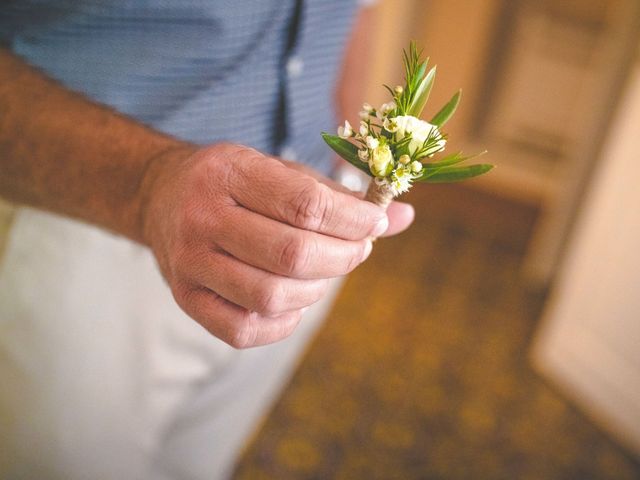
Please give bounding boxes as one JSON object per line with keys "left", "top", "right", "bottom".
{"left": 364, "top": 179, "right": 395, "bottom": 210}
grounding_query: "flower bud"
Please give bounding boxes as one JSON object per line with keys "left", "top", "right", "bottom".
{"left": 365, "top": 136, "right": 379, "bottom": 150}
{"left": 359, "top": 103, "right": 374, "bottom": 120}
{"left": 368, "top": 144, "right": 394, "bottom": 177}
{"left": 337, "top": 120, "right": 353, "bottom": 138}
{"left": 376, "top": 101, "right": 397, "bottom": 119}
{"left": 399, "top": 154, "right": 411, "bottom": 165}
{"left": 394, "top": 85, "right": 404, "bottom": 94}
{"left": 357, "top": 149, "right": 369, "bottom": 162}
{"left": 359, "top": 121, "right": 369, "bottom": 136}
{"left": 411, "top": 160, "right": 423, "bottom": 173}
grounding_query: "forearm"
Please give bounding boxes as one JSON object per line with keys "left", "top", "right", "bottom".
{"left": 0, "top": 49, "right": 193, "bottom": 244}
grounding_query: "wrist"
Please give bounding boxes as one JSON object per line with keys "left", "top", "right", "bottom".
{"left": 132, "top": 141, "right": 198, "bottom": 246}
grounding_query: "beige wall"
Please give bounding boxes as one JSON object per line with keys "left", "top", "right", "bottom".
{"left": 532, "top": 55, "right": 640, "bottom": 455}
{"left": 365, "top": 0, "right": 501, "bottom": 140}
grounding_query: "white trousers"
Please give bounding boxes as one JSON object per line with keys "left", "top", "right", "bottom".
{"left": 0, "top": 209, "right": 341, "bottom": 479}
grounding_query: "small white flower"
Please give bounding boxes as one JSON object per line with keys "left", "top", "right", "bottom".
{"left": 357, "top": 149, "right": 369, "bottom": 162}
{"left": 359, "top": 121, "right": 369, "bottom": 137}
{"left": 394, "top": 115, "right": 446, "bottom": 157}
{"left": 391, "top": 166, "right": 413, "bottom": 194}
{"left": 398, "top": 154, "right": 411, "bottom": 165}
{"left": 411, "top": 160, "right": 423, "bottom": 173}
{"left": 337, "top": 120, "right": 353, "bottom": 138}
{"left": 383, "top": 116, "right": 399, "bottom": 133}
{"left": 360, "top": 102, "right": 374, "bottom": 118}
{"left": 360, "top": 102, "right": 376, "bottom": 120}
{"left": 376, "top": 101, "right": 397, "bottom": 119}
{"left": 365, "top": 136, "right": 379, "bottom": 150}
{"left": 368, "top": 144, "right": 394, "bottom": 177}
{"left": 359, "top": 104, "right": 374, "bottom": 119}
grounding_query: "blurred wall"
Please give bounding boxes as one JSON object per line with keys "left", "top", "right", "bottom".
{"left": 533, "top": 50, "right": 640, "bottom": 456}
{"left": 364, "top": 0, "right": 501, "bottom": 142}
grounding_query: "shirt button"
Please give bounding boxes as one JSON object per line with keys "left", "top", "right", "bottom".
{"left": 286, "top": 56, "right": 304, "bottom": 78}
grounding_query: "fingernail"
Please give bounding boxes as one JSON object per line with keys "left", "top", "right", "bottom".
{"left": 362, "top": 239, "right": 373, "bottom": 261}
{"left": 371, "top": 216, "right": 389, "bottom": 237}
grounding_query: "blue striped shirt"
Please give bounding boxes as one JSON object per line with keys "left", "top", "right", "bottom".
{"left": 1, "top": 0, "right": 359, "bottom": 175}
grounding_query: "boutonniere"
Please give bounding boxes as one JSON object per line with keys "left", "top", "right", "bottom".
{"left": 323, "top": 42, "right": 493, "bottom": 208}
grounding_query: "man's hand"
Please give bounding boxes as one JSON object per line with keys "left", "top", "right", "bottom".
{"left": 140, "top": 143, "right": 413, "bottom": 348}
{"left": 0, "top": 50, "right": 414, "bottom": 349}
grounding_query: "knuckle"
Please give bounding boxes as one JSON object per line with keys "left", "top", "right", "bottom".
{"left": 289, "top": 181, "right": 332, "bottom": 231}
{"left": 253, "top": 279, "right": 287, "bottom": 316}
{"left": 274, "top": 315, "right": 301, "bottom": 341}
{"left": 172, "top": 282, "right": 198, "bottom": 313}
{"left": 227, "top": 316, "right": 259, "bottom": 350}
{"left": 278, "top": 235, "right": 311, "bottom": 277}
{"left": 226, "top": 311, "right": 303, "bottom": 348}
{"left": 277, "top": 312, "right": 302, "bottom": 340}
{"left": 224, "top": 144, "right": 277, "bottom": 189}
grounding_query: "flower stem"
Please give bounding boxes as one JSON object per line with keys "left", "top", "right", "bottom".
{"left": 364, "top": 179, "right": 394, "bottom": 210}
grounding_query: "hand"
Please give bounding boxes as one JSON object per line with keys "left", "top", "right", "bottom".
{"left": 140, "top": 143, "right": 414, "bottom": 348}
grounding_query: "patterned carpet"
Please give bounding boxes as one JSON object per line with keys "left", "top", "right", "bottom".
{"left": 233, "top": 184, "right": 640, "bottom": 479}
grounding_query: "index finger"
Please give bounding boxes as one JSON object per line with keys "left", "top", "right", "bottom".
{"left": 228, "top": 156, "right": 388, "bottom": 240}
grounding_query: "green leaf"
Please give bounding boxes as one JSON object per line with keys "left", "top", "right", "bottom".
{"left": 430, "top": 90, "right": 461, "bottom": 128}
{"left": 321, "top": 133, "right": 372, "bottom": 176}
{"left": 407, "top": 65, "right": 436, "bottom": 117}
{"left": 416, "top": 164, "right": 494, "bottom": 183}
{"left": 423, "top": 150, "right": 487, "bottom": 169}
{"left": 414, "top": 61, "right": 427, "bottom": 85}
{"left": 402, "top": 48, "right": 411, "bottom": 81}
{"left": 422, "top": 152, "right": 465, "bottom": 169}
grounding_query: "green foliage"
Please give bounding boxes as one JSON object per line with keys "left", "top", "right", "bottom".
{"left": 321, "top": 41, "right": 493, "bottom": 192}
{"left": 422, "top": 150, "right": 487, "bottom": 170}
{"left": 416, "top": 164, "right": 494, "bottom": 183}
{"left": 396, "top": 42, "right": 432, "bottom": 116}
{"left": 430, "top": 90, "right": 461, "bottom": 128}
{"left": 407, "top": 66, "right": 436, "bottom": 117}
{"left": 321, "top": 133, "right": 373, "bottom": 176}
